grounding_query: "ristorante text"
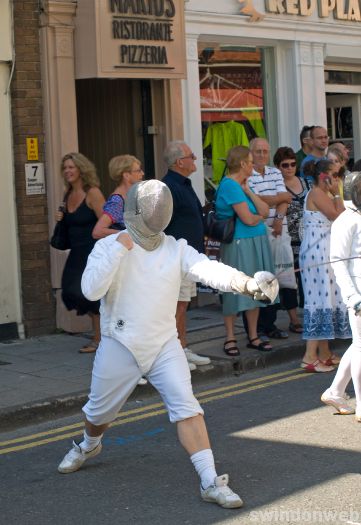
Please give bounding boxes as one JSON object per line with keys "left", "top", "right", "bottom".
{"left": 110, "top": 0, "right": 176, "bottom": 65}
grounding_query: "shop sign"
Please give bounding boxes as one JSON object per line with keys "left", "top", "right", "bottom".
{"left": 25, "top": 163, "right": 45, "bottom": 195}
{"left": 239, "top": 0, "right": 361, "bottom": 21}
{"left": 265, "top": 0, "right": 361, "bottom": 20}
{"left": 76, "top": 0, "right": 186, "bottom": 79}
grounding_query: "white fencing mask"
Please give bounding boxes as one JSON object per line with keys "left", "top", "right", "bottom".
{"left": 124, "top": 180, "right": 173, "bottom": 251}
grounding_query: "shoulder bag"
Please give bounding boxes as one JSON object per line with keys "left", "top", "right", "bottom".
{"left": 203, "top": 180, "right": 235, "bottom": 244}
{"left": 204, "top": 202, "right": 235, "bottom": 244}
{"left": 50, "top": 193, "right": 70, "bottom": 250}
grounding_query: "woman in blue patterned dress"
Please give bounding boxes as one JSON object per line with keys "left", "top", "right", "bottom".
{"left": 92, "top": 155, "right": 144, "bottom": 238}
{"left": 300, "top": 159, "right": 351, "bottom": 372}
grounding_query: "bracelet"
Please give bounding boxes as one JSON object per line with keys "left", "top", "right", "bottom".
{"left": 333, "top": 194, "right": 341, "bottom": 200}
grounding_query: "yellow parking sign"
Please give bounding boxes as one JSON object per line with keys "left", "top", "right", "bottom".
{"left": 26, "top": 137, "right": 39, "bottom": 161}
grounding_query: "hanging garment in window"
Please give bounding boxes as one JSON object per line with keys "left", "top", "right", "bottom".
{"left": 203, "top": 121, "right": 249, "bottom": 183}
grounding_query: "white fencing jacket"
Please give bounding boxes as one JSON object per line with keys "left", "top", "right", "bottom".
{"left": 330, "top": 206, "right": 361, "bottom": 309}
{"left": 82, "top": 233, "right": 240, "bottom": 372}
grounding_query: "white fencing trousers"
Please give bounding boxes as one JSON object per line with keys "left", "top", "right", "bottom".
{"left": 83, "top": 335, "right": 204, "bottom": 426}
{"left": 329, "top": 310, "right": 361, "bottom": 410}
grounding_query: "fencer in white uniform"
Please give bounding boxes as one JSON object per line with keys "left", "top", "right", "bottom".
{"left": 321, "top": 173, "right": 361, "bottom": 420}
{"left": 57, "top": 180, "right": 278, "bottom": 509}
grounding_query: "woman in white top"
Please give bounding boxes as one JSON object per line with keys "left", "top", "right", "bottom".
{"left": 321, "top": 173, "right": 361, "bottom": 420}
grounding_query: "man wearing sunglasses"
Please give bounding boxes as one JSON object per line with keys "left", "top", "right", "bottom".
{"left": 162, "top": 141, "right": 211, "bottom": 371}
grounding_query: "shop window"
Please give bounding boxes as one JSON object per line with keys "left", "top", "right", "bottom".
{"left": 325, "top": 70, "right": 361, "bottom": 86}
{"left": 198, "top": 45, "right": 267, "bottom": 188}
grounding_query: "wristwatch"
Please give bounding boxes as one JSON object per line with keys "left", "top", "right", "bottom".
{"left": 275, "top": 213, "right": 284, "bottom": 220}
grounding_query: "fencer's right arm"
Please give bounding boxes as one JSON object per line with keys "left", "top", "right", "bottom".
{"left": 181, "top": 242, "right": 278, "bottom": 303}
{"left": 81, "top": 235, "right": 129, "bottom": 301}
{"left": 330, "top": 212, "right": 361, "bottom": 314}
{"left": 230, "top": 271, "right": 279, "bottom": 303}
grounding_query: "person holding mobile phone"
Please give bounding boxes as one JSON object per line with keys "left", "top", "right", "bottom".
{"left": 299, "top": 159, "right": 350, "bottom": 373}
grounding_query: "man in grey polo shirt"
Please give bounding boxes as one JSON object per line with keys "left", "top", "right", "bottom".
{"left": 248, "top": 138, "right": 292, "bottom": 339}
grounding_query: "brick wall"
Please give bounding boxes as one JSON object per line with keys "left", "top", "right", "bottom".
{"left": 11, "top": 0, "right": 56, "bottom": 336}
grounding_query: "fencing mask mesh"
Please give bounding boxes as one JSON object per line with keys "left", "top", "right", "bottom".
{"left": 124, "top": 180, "right": 173, "bottom": 251}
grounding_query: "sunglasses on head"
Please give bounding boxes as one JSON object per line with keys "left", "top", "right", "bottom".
{"left": 280, "top": 161, "right": 296, "bottom": 169}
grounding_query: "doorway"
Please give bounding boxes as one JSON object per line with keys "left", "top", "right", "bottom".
{"left": 326, "top": 94, "right": 361, "bottom": 167}
{"left": 76, "top": 78, "right": 155, "bottom": 196}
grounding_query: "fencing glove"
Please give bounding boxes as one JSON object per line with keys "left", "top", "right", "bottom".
{"left": 231, "top": 271, "right": 279, "bottom": 304}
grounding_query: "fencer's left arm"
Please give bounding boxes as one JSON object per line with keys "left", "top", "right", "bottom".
{"left": 181, "top": 242, "right": 276, "bottom": 301}
{"left": 81, "top": 235, "right": 129, "bottom": 301}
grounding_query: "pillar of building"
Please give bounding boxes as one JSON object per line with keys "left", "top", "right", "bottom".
{"left": 11, "top": 0, "right": 56, "bottom": 336}
{"left": 182, "top": 34, "right": 205, "bottom": 203}
{"left": 40, "top": 0, "right": 91, "bottom": 331}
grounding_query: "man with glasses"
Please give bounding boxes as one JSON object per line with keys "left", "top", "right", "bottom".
{"left": 295, "top": 125, "right": 315, "bottom": 173}
{"left": 163, "top": 141, "right": 211, "bottom": 370}
{"left": 300, "top": 126, "right": 329, "bottom": 183}
{"left": 248, "top": 138, "right": 292, "bottom": 340}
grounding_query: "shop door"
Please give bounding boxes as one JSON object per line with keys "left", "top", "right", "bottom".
{"left": 76, "top": 78, "right": 155, "bottom": 196}
{"left": 326, "top": 94, "right": 361, "bottom": 166}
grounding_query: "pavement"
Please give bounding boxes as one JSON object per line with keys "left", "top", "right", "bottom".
{"left": 0, "top": 300, "right": 341, "bottom": 429}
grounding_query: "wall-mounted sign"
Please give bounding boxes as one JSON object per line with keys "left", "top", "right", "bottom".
{"left": 75, "top": 0, "right": 186, "bottom": 79}
{"left": 265, "top": 0, "right": 361, "bottom": 20}
{"left": 25, "top": 163, "right": 45, "bottom": 195}
{"left": 26, "top": 137, "right": 39, "bottom": 161}
{"left": 239, "top": 0, "right": 361, "bottom": 21}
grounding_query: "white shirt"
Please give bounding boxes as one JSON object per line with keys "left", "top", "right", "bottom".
{"left": 330, "top": 206, "right": 361, "bottom": 308}
{"left": 249, "top": 166, "right": 288, "bottom": 231}
{"left": 81, "top": 233, "right": 239, "bottom": 372}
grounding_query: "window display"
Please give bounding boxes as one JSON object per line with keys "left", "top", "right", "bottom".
{"left": 199, "top": 46, "right": 267, "bottom": 184}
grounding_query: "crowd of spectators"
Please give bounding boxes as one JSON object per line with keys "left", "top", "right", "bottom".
{"left": 212, "top": 124, "right": 360, "bottom": 371}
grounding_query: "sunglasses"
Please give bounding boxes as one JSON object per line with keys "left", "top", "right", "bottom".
{"left": 280, "top": 161, "right": 296, "bottom": 169}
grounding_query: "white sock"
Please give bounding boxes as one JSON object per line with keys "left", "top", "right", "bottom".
{"left": 190, "top": 448, "right": 217, "bottom": 489}
{"left": 79, "top": 430, "right": 102, "bottom": 452}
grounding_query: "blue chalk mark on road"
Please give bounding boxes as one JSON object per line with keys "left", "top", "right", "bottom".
{"left": 103, "top": 427, "right": 165, "bottom": 446}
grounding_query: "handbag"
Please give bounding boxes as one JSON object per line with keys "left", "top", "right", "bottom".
{"left": 50, "top": 192, "right": 70, "bottom": 250}
{"left": 204, "top": 203, "right": 235, "bottom": 243}
{"left": 203, "top": 176, "right": 235, "bottom": 244}
{"left": 50, "top": 218, "right": 70, "bottom": 250}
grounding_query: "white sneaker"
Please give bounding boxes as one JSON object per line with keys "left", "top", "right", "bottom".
{"left": 58, "top": 441, "right": 102, "bottom": 474}
{"left": 137, "top": 377, "right": 148, "bottom": 386}
{"left": 185, "top": 348, "right": 211, "bottom": 366}
{"left": 188, "top": 361, "right": 197, "bottom": 371}
{"left": 201, "top": 474, "right": 243, "bottom": 509}
{"left": 321, "top": 389, "right": 355, "bottom": 415}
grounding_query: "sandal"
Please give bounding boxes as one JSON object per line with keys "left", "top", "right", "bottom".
{"left": 247, "top": 337, "right": 273, "bottom": 352}
{"left": 79, "top": 340, "right": 99, "bottom": 354}
{"left": 223, "top": 339, "right": 240, "bottom": 357}
{"left": 289, "top": 323, "right": 303, "bottom": 334}
{"left": 300, "top": 359, "right": 335, "bottom": 373}
{"left": 265, "top": 328, "right": 289, "bottom": 339}
{"left": 320, "top": 353, "right": 341, "bottom": 366}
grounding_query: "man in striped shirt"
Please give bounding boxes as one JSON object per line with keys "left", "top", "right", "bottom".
{"left": 248, "top": 138, "right": 292, "bottom": 339}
